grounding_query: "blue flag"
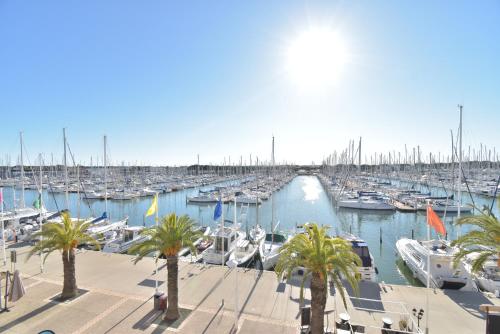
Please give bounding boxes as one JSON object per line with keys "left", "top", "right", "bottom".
{"left": 213, "top": 199, "right": 222, "bottom": 220}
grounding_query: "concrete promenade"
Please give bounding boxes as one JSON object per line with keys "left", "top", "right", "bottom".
{"left": 0, "top": 244, "right": 496, "bottom": 333}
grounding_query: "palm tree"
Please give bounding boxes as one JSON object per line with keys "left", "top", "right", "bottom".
{"left": 452, "top": 204, "right": 500, "bottom": 271}
{"left": 27, "top": 211, "right": 99, "bottom": 299}
{"left": 274, "top": 223, "right": 361, "bottom": 334}
{"left": 128, "top": 213, "right": 202, "bottom": 320}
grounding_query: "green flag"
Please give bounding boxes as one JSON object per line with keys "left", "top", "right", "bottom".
{"left": 33, "top": 193, "right": 41, "bottom": 209}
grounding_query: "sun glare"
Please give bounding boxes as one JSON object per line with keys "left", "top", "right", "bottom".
{"left": 286, "top": 27, "right": 348, "bottom": 90}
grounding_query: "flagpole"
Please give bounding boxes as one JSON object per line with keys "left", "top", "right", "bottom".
{"left": 1, "top": 188, "right": 6, "bottom": 266}
{"left": 155, "top": 192, "right": 159, "bottom": 294}
{"left": 221, "top": 194, "right": 225, "bottom": 267}
{"left": 425, "top": 201, "right": 430, "bottom": 334}
{"left": 221, "top": 194, "right": 225, "bottom": 306}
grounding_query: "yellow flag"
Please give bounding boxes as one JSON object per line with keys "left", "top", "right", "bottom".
{"left": 146, "top": 194, "right": 158, "bottom": 217}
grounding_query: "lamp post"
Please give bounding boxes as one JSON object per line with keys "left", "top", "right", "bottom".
{"left": 412, "top": 307, "right": 424, "bottom": 330}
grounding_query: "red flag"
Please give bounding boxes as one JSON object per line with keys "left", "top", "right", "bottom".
{"left": 427, "top": 205, "right": 446, "bottom": 236}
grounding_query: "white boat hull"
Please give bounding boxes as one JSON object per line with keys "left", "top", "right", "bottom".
{"left": 338, "top": 200, "right": 395, "bottom": 210}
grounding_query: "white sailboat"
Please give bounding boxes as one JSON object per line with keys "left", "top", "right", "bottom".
{"left": 103, "top": 226, "right": 149, "bottom": 253}
{"left": 227, "top": 198, "right": 259, "bottom": 267}
{"left": 259, "top": 136, "right": 290, "bottom": 270}
{"left": 259, "top": 228, "right": 290, "bottom": 270}
{"left": 228, "top": 239, "right": 258, "bottom": 267}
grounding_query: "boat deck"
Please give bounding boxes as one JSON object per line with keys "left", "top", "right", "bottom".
{"left": 392, "top": 200, "right": 418, "bottom": 212}
{"left": 0, "top": 242, "right": 496, "bottom": 334}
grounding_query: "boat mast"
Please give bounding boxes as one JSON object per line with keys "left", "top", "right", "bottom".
{"left": 39, "top": 153, "right": 44, "bottom": 273}
{"left": 104, "top": 135, "right": 108, "bottom": 217}
{"left": 457, "top": 105, "right": 463, "bottom": 238}
{"left": 1, "top": 188, "right": 5, "bottom": 265}
{"left": 20, "top": 131, "right": 25, "bottom": 208}
{"left": 63, "top": 128, "right": 69, "bottom": 209}
{"left": 425, "top": 201, "right": 430, "bottom": 334}
{"left": 358, "top": 136, "right": 362, "bottom": 173}
{"left": 271, "top": 136, "right": 275, "bottom": 242}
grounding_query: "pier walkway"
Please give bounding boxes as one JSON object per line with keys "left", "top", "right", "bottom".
{"left": 0, "top": 244, "right": 496, "bottom": 333}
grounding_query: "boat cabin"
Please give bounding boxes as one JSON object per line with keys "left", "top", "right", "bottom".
{"left": 214, "top": 227, "right": 238, "bottom": 252}
{"left": 122, "top": 226, "right": 142, "bottom": 242}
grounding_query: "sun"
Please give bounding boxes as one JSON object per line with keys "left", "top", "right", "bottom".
{"left": 286, "top": 27, "right": 348, "bottom": 90}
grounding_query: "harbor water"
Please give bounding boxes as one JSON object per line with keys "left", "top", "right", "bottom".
{"left": 2, "top": 175, "right": 498, "bottom": 286}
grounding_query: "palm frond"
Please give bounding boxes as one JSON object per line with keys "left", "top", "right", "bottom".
{"left": 275, "top": 222, "right": 361, "bottom": 308}
{"left": 128, "top": 213, "right": 202, "bottom": 264}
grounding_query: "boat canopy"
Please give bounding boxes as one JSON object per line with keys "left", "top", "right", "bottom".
{"left": 90, "top": 212, "right": 108, "bottom": 224}
{"left": 265, "top": 233, "right": 286, "bottom": 243}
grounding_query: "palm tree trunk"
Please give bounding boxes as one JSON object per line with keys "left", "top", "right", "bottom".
{"left": 164, "top": 255, "right": 180, "bottom": 320}
{"left": 310, "top": 273, "right": 326, "bottom": 334}
{"left": 61, "top": 248, "right": 77, "bottom": 299}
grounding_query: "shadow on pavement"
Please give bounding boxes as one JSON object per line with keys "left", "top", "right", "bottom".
{"left": 0, "top": 301, "right": 57, "bottom": 333}
{"left": 133, "top": 308, "right": 162, "bottom": 330}
{"left": 444, "top": 289, "right": 492, "bottom": 319}
{"left": 104, "top": 296, "right": 153, "bottom": 334}
{"left": 344, "top": 280, "right": 385, "bottom": 312}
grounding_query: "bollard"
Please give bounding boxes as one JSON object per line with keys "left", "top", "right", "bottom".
{"left": 379, "top": 227, "right": 382, "bottom": 244}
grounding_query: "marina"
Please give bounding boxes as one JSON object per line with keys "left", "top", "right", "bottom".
{"left": 1, "top": 169, "right": 499, "bottom": 286}
{"left": 1, "top": 2, "right": 499, "bottom": 332}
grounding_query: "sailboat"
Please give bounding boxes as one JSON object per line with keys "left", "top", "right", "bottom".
{"left": 102, "top": 226, "right": 149, "bottom": 253}
{"left": 3, "top": 133, "right": 55, "bottom": 242}
{"left": 259, "top": 136, "right": 290, "bottom": 270}
{"left": 85, "top": 135, "right": 128, "bottom": 246}
{"left": 228, "top": 202, "right": 260, "bottom": 267}
{"left": 259, "top": 222, "right": 289, "bottom": 270}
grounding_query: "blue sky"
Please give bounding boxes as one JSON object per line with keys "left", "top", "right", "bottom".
{"left": 1, "top": 1, "right": 499, "bottom": 165}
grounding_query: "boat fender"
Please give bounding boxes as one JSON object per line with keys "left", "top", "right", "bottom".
{"left": 375, "top": 267, "right": 379, "bottom": 275}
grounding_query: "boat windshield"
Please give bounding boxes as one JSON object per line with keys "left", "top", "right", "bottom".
{"left": 351, "top": 242, "right": 372, "bottom": 267}
{"left": 265, "top": 233, "right": 286, "bottom": 243}
{"left": 124, "top": 230, "right": 134, "bottom": 242}
{"left": 215, "top": 236, "right": 229, "bottom": 252}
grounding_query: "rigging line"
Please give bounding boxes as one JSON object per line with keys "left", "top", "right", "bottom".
{"left": 428, "top": 156, "right": 451, "bottom": 221}
{"left": 489, "top": 175, "right": 500, "bottom": 214}
{"left": 451, "top": 142, "right": 476, "bottom": 210}
{"left": 20, "top": 141, "right": 41, "bottom": 194}
{"left": 44, "top": 165, "right": 61, "bottom": 213}
{"left": 65, "top": 141, "right": 95, "bottom": 217}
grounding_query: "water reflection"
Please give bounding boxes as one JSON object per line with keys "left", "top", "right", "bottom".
{"left": 301, "top": 177, "right": 321, "bottom": 202}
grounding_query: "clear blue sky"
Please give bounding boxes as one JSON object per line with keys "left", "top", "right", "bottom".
{"left": 1, "top": 1, "right": 499, "bottom": 166}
